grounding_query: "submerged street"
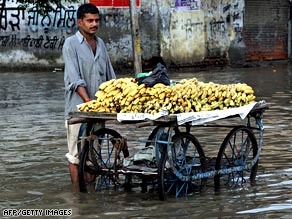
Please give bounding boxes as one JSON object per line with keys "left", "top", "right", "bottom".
{"left": 0, "top": 61, "right": 291, "bottom": 218}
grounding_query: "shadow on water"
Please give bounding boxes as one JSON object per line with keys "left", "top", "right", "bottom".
{"left": 0, "top": 61, "right": 291, "bottom": 218}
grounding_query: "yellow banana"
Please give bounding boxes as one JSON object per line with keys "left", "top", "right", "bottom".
{"left": 153, "top": 83, "right": 166, "bottom": 89}
{"left": 159, "top": 92, "right": 166, "bottom": 100}
{"left": 244, "top": 89, "right": 254, "bottom": 94}
{"left": 99, "top": 79, "right": 114, "bottom": 90}
{"left": 201, "top": 90, "right": 208, "bottom": 99}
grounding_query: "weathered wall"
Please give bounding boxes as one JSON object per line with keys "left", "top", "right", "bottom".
{"left": 0, "top": 0, "right": 284, "bottom": 71}
{"left": 158, "top": 0, "right": 245, "bottom": 67}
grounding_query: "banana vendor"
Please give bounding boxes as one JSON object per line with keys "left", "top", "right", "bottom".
{"left": 62, "top": 3, "right": 116, "bottom": 185}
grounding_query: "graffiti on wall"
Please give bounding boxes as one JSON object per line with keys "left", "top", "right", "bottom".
{"left": 0, "top": 1, "right": 134, "bottom": 51}
{"left": 0, "top": 1, "right": 77, "bottom": 32}
{"left": 171, "top": 17, "right": 203, "bottom": 40}
{"left": 0, "top": 0, "right": 77, "bottom": 50}
{"left": 27, "top": 6, "right": 76, "bottom": 32}
{"left": 0, "top": 2, "right": 26, "bottom": 31}
{"left": 204, "top": 0, "right": 244, "bottom": 56}
{"left": 0, "top": 34, "right": 65, "bottom": 50}
{"left": 169, "top": 11, "right": 205, "bottom": 63}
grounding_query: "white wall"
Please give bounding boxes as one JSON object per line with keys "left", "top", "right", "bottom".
{"left": 0, "top": 0, "right": 244, "bottom": 71}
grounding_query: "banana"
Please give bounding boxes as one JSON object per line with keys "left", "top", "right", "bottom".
{"left": 138, "top": 96, "right": 146, "bottom": 103}
{"left": 215, "top": 89, "right": 219, "bottom": 98}
{"left": 231, "top": 92, "right": 237, "bottom": 100}
{"left": 99, "top": 79, "right": 114, "bottom": 90}
{"left": 159, "top": 92, "right": 166, "bottom": 100}
{"left": 229, "top": 100, "right": 235, "bottom": 107}
{"left": 105, "top": 84, "right": 118, "bottom": 94}
{"left": 128, "top": 89, "right": 138, "bottom": 97}
{"left": 186, "top": 99, "right": 192, "bottom": 109}
{"left": 200, "top": 98, "right": 208, "bottom": 105}
{"left": 153, "top": 83, "right": 166, "bottom": 89}
{"left": 211, "top": 101, "right": 220, "bottom": 110}
{"left": 207, "top": 87, "right": 212, "bottom": 96}
{"left": 166, "top": 103, "right": 172, "bottom": 110}
{"left": 208, "top": 94, "right": 216, "bottom": 103}
{"left": 112, "top": 79, "right": 122, "bottom": 87}
{"left": 171, "top": 92, "right": 178, "bottom": 102}
{"left": 201, "top": 90, "right": 208, "bottom": 99}
{"left": 139, "top": 87, "right": 146, "bottom": 95}
{"left": 226, "top": 90, "right": 231, "bottom": 99}
{"left": 132, "top": 97, "right": 140, "bottom": 105}
{"left": 107, "top": 89, "right": 120, "bottom": 97}
{"left": 122, "top": 86, "right": 134, "bottom": 96}
{"left": 120, "top": 97, "right": 127, "bottom": 106}
{"left": 222, "top": 90, "right": 227, "bottom": 98}
{"left": 244, "top": 89, "right": 254, "bottom": 94}
{"left": 247, "top": 94, "right": 256, "bottom": 102}
{"left": 79, "top": 77, "right": 257, "bottom": 114}
{"left": 165, "top": 97, "right": 170, "bottom": 104}
{"left": 78, "top": 103, "right": 88, "bottom": 111}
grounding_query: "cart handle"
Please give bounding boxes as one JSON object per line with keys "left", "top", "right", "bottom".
{"left": 135, "top": 121, "right": 155, "bottom": 128}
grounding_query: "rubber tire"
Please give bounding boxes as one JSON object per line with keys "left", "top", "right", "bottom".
{"left": 214, "top": 126, "right": 258, "bottom": 192}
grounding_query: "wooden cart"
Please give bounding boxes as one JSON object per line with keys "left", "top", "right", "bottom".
{"left": 68, "top": 100, "right": 268, "bottom": 200}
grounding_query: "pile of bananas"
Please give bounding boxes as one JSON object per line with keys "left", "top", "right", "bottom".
{"left": 78, "top": 77, "right": 256, "bottom": 114}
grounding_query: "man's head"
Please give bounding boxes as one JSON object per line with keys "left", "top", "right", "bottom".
{"left": 77, "top": 3, "right": 100, "bottom": 37}
{"left": 77, "top": 3, "right": 100, "bottom": 19}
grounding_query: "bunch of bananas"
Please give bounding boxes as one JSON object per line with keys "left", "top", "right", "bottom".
{"left": 78, "top": 77, "right": 256, "bottom": 114}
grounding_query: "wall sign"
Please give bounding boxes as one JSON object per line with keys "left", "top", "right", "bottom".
{"left": 89, "top": 0, "right": 140, "bottom": 8}
{"left": 175, "top": 0, "right": 200, "bottom": 10}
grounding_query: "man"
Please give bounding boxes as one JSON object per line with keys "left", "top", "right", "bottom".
{"left": 62, "top": 3, "right": 116, "bottom": 184}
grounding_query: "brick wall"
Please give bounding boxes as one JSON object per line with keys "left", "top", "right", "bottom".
{"left": 244, "top": 0, "right": 290, "bottom": 61}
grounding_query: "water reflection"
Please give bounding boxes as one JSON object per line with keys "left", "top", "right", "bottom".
{"left": 0, "top": 61, "right": 291, "bottom": 218}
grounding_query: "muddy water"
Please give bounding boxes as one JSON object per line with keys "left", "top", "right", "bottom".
{"left": 0, "top": 61, "right": 291, "bottom": 218}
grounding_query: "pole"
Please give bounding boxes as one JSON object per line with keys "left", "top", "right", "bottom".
{"left": 129, "top": 0, "right": 142, "bottom": 75}
{"left": 288, "top": 2, "right": 292, "bottom": 59}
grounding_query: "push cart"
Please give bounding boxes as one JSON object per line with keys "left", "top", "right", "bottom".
{"left": 68, "top": 100, "right": 268, "bottom": 200}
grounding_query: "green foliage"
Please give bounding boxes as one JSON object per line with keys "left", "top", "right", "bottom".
{"left": 17, "top": 0, "right": 79, "bottom": 15}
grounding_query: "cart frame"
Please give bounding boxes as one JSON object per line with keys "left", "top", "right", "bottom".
{"left": 68, "top": 101, "right": 268, "bottom": 200}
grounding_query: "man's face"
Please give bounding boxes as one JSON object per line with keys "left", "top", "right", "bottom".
{"left": 78, "top": 13, "right": 100, "bottom": 36}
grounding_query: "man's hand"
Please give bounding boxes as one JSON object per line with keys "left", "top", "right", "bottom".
{"left": 76, "top": 86, "right": 91, "bottom": 102}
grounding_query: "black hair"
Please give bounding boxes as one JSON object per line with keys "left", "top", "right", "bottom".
{"left": 77, "top": 3, "right": 100, "bottom": 19}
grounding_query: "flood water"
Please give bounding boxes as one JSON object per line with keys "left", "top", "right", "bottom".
{"left": 0, "top": 61, "right": 291, "bottom": 218}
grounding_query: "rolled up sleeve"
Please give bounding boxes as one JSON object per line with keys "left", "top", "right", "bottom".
{"left": 63, "top": 41, "right": 87, "bottom": 92}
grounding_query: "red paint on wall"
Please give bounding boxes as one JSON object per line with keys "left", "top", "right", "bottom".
{"left": 89, "top": 0, "right": 140, "bottom": 7}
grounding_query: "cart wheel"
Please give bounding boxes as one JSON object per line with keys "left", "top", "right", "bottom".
{"left": 79, "top": 128, "right": 128, "bottom": 193}
{"left": 145, "top": 126, "right": 180, "bottom": 166}
{"left": 158, "top": 133, "right": 207, "bottom": 200}
{"left": 145, "top": 126, "right": 159, "bottom": 147}
{"left": 214, "top": 126, "right": 258, "bottom": 191}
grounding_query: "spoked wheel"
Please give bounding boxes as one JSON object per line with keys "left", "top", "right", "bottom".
{"left": 144, "top": 126, "right": 179, "bottom": 165}
{"left": 158, "top": 133, "right": 207, "bottom": 200}
{"left": 145, "top": 126, "right": 180, "bottom": 147}
{"left": 78, "top": 128, "right": 129, "bottom": 193}
{"left": 214, "top": 126, "right": 258, "bottom": 192}
{"left": 133, "top": 126, "right": 176, "bottom": 193}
